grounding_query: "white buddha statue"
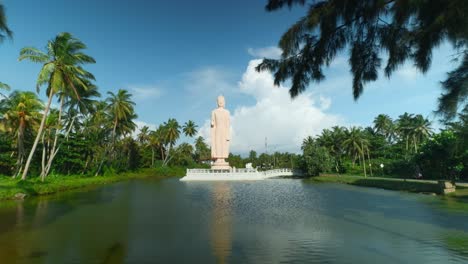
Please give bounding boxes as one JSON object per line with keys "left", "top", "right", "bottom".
{"left": 211, "top": 96, "right": 231, "bottom": 169}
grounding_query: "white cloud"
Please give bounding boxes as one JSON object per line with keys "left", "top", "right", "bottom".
{"left": 247, "top": 46, "right": 282, "bottom": 59}
{"left": 185, "top": 67, "right": 236, "bottom": 96}
{"left": 183, "top": 67, "right": 239, "bottom": 111}
{"left": 128, "top": 85, "right": 163, "bottom": 101}
{"left": 199, "top": 59, "right": 344, "bottom": 154}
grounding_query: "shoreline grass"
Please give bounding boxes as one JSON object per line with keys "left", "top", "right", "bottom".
{"left": 309, "top": 174, "right": 444, "bottom": 194}
{"left": 0, "top": 166, "right": 186, "bottom": 201}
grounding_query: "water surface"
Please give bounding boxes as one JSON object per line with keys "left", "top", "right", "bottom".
{"left": 0, "top": 178, "right": 467, "bottom": 263}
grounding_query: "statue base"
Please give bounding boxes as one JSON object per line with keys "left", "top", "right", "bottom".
{"left": 180, "top": 168, "right": 297, "bottom": 181}
{"left": 211, "top": 159, "right": 231, "bottom": 170}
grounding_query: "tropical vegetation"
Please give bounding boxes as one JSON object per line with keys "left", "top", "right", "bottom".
{"left": 300, "top": 111, "right": 467, "bottom": 180}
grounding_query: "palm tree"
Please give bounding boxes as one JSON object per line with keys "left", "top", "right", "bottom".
{"left": 343, "top": 127, "right": 370, "bottom": 177}
{"left": 301, "top": 136, "right": 314, "bottom": 150}
{"left": 182, "top": 120, "right": 198, "bottom": 137}
{"left": 317, "top": 126, "right": 346, "bottom": 173}
{"left": 148, "top": 129, "right": 163, "bottom": 167}
{"left": 162, "top": 118, "right": 180, "bottom": 166}
{"left": 411, "top": 115, "right": 433, "bottom": 153}
{"left": 164, "top": 118, "right": 180, "bottom": 147}
{"left": 18, "top": 32, "right": 96, "bottom": 180}
{"left": 93, "top": 90, "right": 136, "bottom": 175}
{"left": 0, "top": 91, "right": 43, "bottom": 177}
{"left": 373, "top": 114, "right": 394, "bottom": 142}
{"left": 106, "top": 89, "right": 136, "bottom": 143}
{"left": 138, "top": 126, "right": 150, "bottom": 145}
{"left": 396, "top": 112, "right": 414, "bottom": 157}
{"left": 0, "top": 4, "right": 12, "bottom": 98}
{"left": 0, "top": 82, "right": 10, "bottom": 98}
{"left": 61, "top": 81, "right": 100, "bottom": 136}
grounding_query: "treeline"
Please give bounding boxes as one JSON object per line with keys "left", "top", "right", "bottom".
{"left": 301, "top": 111, "right": 468, "bottom": 180}
{"left": 0, "top": 32, "right": 209, "bottom": 180}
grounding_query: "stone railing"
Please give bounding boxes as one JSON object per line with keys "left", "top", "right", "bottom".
{"left": 261, "top": 168, "right": 292, "bottom": 175}
{"left": 186, "top": 168, "right": 258, "bottom": 174}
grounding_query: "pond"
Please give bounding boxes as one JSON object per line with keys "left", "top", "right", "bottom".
{"left": 0, "top": 178, "right": 467, "bottom": 263}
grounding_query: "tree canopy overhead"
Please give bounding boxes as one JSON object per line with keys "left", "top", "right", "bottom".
{"left": 0, "top": 4, "right": 12, "bottom": 42}
{"left": 257, "top": 0, "right": 468, "bottom": 120}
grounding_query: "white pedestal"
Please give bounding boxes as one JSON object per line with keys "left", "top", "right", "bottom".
{"left": 180, "top": 168, "right": 296, "bottom": 181}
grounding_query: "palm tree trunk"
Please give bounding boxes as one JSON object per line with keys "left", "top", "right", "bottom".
{"left": 414, "top": 135, "right": 418, "bottom": 153}
{"left": 361, "top": 142, "right": 366, "bottom": 178}
{"left": 42, "top": 95, "right": 64, "bottom": 180}
{"left": 21, "top": 89, "right": 54, "bottom": 180}
{"left": 40, "top": 133, "right": 46, "bottom": 180}
{"left": 367, "top": 149, "right": 372, "bottom": 177}
{"left": 151, "top": 148, "right": 155, "bottom": 167}
{"left": 14, "top": 120, "right": 25, "bottom": 178}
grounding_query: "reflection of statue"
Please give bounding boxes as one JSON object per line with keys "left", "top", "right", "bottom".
{"left": 211, "top": 183, "right": 232, "bottom": 264}
{"left": 211, "top": 96, "right": 231, "bottom": 169}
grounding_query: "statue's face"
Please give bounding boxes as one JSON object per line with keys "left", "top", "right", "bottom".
{"left": 217, "top": 96, "right": 225, "bottom": 107}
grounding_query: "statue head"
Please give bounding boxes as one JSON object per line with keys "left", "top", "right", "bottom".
{"left": 217, "top": 95, "right": 225, "bottom": 108}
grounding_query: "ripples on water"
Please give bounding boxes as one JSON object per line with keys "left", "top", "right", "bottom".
{"left": 0, "top": 179, "right": 467, "bottom": 263}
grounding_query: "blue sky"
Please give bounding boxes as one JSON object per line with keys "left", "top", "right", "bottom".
{"left": 0, "top": 0, "right": 457, "bottom": 153}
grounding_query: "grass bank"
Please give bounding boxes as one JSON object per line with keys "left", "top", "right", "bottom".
{"left": 309, "top": 175, "right": 444, "bottom": 194}
{"left": 0, "top": 166, "right": 186, "bottom": 200}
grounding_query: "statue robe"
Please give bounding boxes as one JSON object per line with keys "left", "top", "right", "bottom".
{"left": 211, "top": 108, "right": 230, "bottom": 159}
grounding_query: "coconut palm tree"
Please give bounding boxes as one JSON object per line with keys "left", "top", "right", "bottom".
{"left": 317, "top": 126, "right": 346, "bottom": 173}
{"left": 373, "top": 114, "right": 395, "bottom": 142}
{"left": 138, "top": 126, "right": 150, "bottom": 145}
{"left": 106, "top": 89, "right": 136, "bottom": 143}
{"left": 161, "top": 118, "right": 180, "bottom": 166}
{"left": 396, "top": 112, "right": 414, "bottom": 157}
{"left": 411, "top": 115, "right": 433, "bottom": 153}
{"left": 148, "top": 129, "right": 164, "bottom": 167}
{"left": 301, "top": 136, "right": 314, "bottom": 150}
{"left": 343, "top": 127, "right": 370, "bottom": 177}
{"left": 0, "top": 4, "right": 12, "bottom": 96}
{"left": 0, "top": 91, "right": 43, "bottom": 177}
{"left": 182, "top": 120, "right": 198, "bottom": 138}
{"left": 0, "top": 82, "right": 10, "bottom": 98}
{"left": 18, "top": 32, "right": 96, "bottom": 180}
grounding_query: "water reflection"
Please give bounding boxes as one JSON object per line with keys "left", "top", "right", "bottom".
{"left": 211, "top": 183, "right": 232, "bottom": 264}
{"left": 0, "top": 179, "right": 467, "bottom": 263}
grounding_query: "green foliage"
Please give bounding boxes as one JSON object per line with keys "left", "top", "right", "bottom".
{"left": 415, "top": 130, "right": 462, "bottom": 180}
{"left": 302, "top": 139, "right": 333, "bottom": 176}
{"left": 259, "top": 0, "right": 468, "bottom": 119}
{"left": 194, "top": 136, "right": 210, "bottom": 162}
{"left": 228, "top": 153, "right": 245, "bottom": 168}
{"left": 302, "top": 110, "right": 467, "bottom": 180}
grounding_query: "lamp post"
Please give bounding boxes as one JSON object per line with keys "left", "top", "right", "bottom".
{"left": 380, "top": 163, "right": 384, "bottom": 177}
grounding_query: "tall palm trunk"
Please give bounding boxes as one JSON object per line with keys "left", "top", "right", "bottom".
{"left": 21, "top": 89, "right": 54, "bottom": 180}
{"left": 361, "top": 142, "right": 367, "bottom": 178}
{"left": 367, "top": 149, "right": 372, "bottom": 177}
{"left": 14, "top": 119, "right": 25, "bottom": 178}
{"left": 41, "top": 95, "right": 64, "bottom": 181}
{"left": 413, "top": 134, "right": 418, "bottom": 153}
{"left": 151, "top": 148, "right": 155, "bottom": 167}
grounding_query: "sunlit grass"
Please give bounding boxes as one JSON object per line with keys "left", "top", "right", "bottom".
{"left": 0, "top": 167, "right": 185, "bottom": 200}
{"left": 309, "top": 175, "right": 441, "bottom": 194}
